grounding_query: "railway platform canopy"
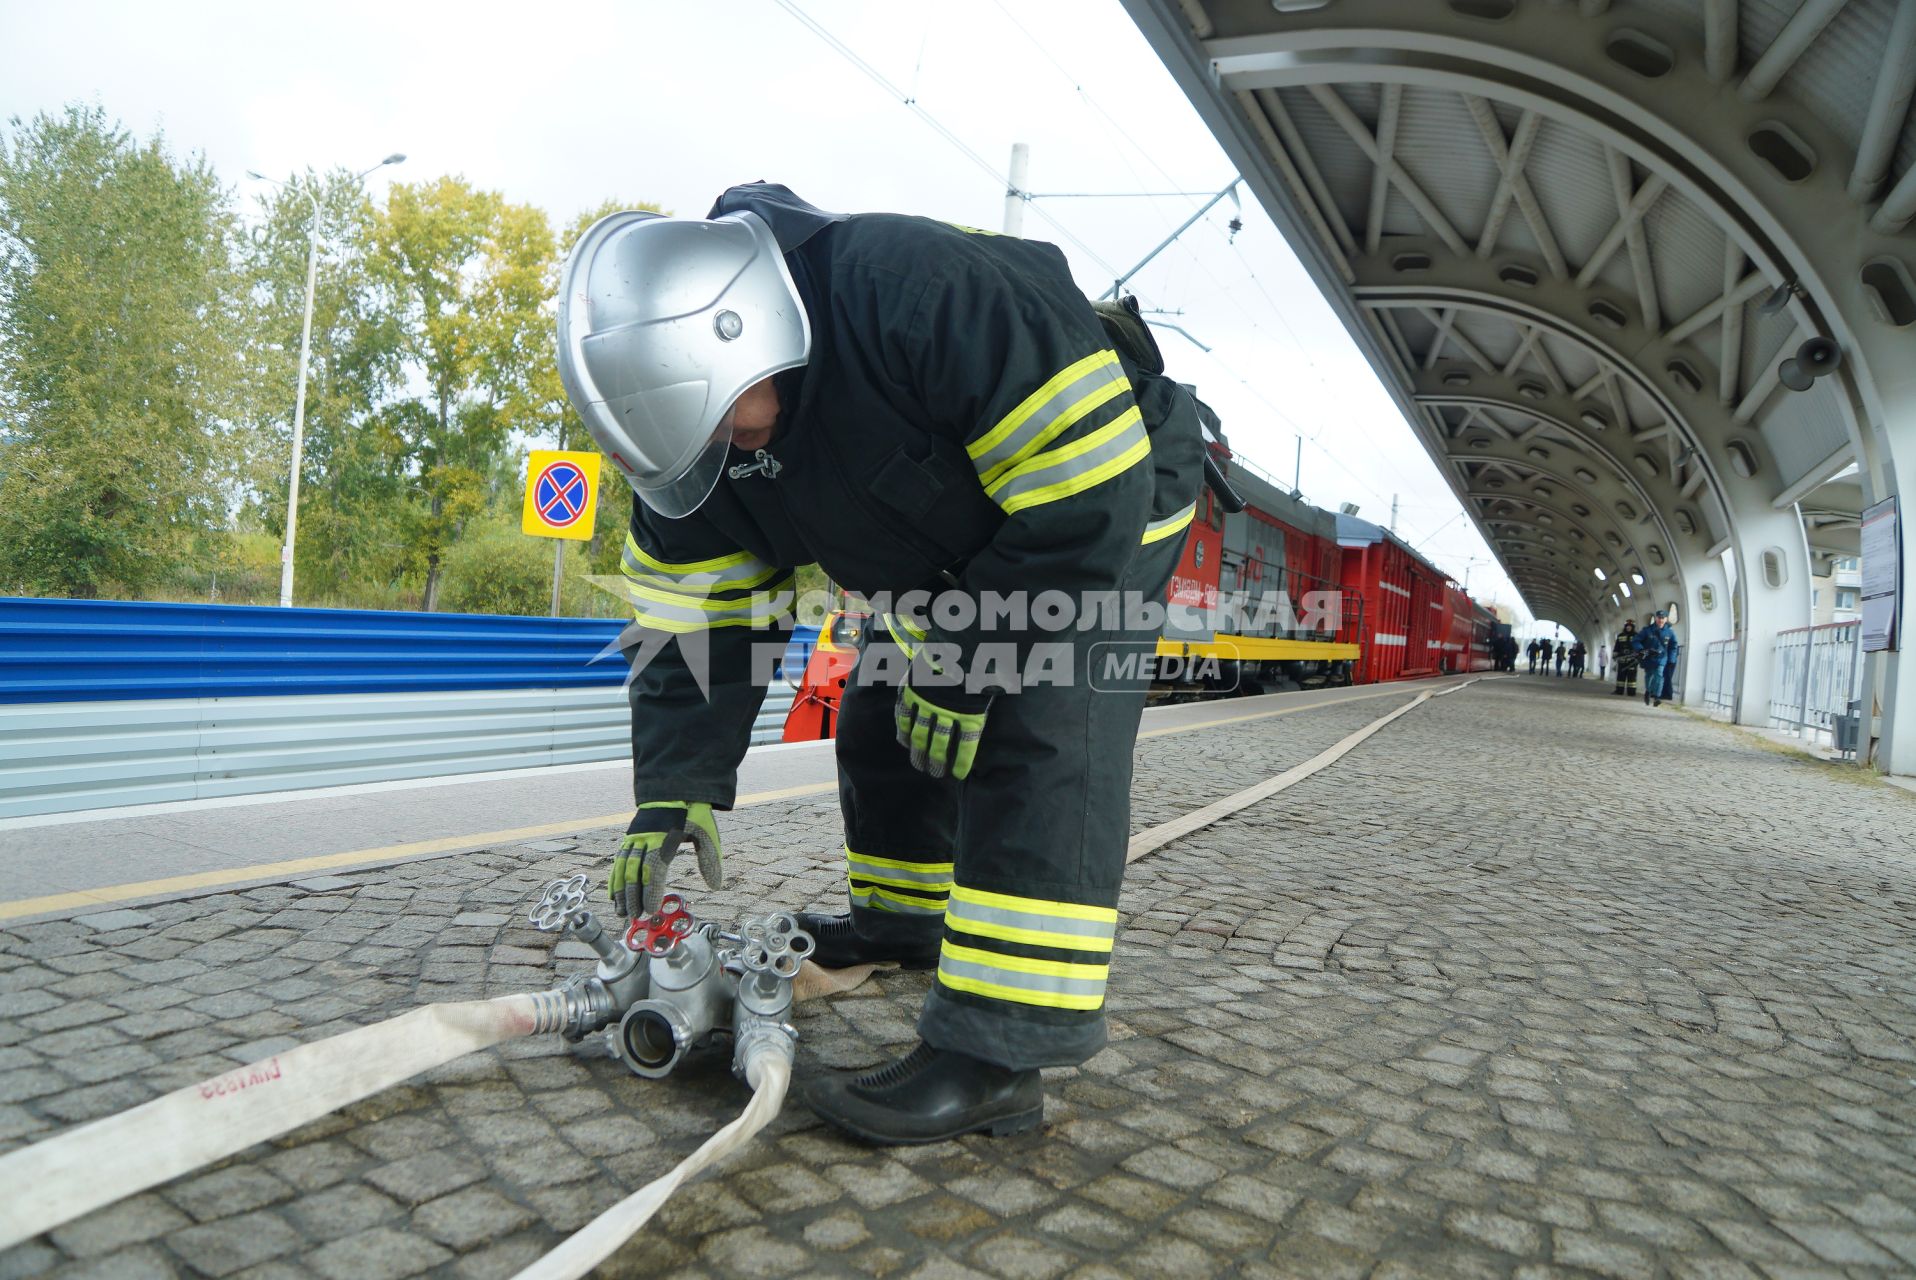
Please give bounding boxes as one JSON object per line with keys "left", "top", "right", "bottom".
{"left": 1119, "top": 0, "right": 1916, "bottom": 775}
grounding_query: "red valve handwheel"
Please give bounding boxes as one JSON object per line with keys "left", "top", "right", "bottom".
{"left": 623, "top": 893, "right": 695, "bottom": 957}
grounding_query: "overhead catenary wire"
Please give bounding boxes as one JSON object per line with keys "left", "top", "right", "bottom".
{"left": 985, "top": 1, "right": 1459, "bottom": 535}
{"left": 769, "top": 0, "right": 1121, "bottom": 281}
{"left": 776, "top": 0, "right": 1462, "bottom": 557}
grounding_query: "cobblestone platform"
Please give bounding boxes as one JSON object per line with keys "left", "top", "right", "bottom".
{"left": 2, "top": 677, "right": 1913, "bottom": 1279}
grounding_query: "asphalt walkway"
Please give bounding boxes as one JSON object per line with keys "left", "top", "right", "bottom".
{"left": 2, "top": 675, "right": 1913, "bottom": 1278}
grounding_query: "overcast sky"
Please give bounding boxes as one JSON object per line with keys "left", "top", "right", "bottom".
{"left": 1, "top": 0, "right": 1539, "bottom": 624}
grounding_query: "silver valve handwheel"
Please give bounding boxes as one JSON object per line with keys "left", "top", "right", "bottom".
{"left": 529, "top": 873, "right": 591, "bottom": 932}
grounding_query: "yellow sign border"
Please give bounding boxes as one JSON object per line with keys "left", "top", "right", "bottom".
{"left": 521, "top": 450, "right": 602, "bottom": 541}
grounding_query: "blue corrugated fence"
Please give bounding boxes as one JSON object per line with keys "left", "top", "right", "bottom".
{"left": 0, "top": 598, "right": 818, "bottom": 704}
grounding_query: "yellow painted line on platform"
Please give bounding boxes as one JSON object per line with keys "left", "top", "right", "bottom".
{"left": 0, "top": 781, "right": 839, "bottom": 923}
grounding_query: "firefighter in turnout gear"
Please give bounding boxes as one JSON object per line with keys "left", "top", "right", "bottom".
{"left": 556, "top": 184, "right": 1206, "bottom": 1144}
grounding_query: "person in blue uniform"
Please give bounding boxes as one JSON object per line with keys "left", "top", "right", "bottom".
{"left": 1634, "top": 612, "right": 1676, "bottom": 706}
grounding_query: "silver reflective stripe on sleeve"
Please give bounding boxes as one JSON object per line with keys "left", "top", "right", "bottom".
{"left": 1141, "top": 500, "right": 1197, "bottom": 545}
{"left": 626, "top": 578, "right": 796, "bottom": 634}
{"left": 621, "top": 534, "right": 790, "bottom": 634}
{"left": 967, "top": 350, "right": 1129, "bottom": 486}
{"left": 983, "top": 408, "right": 1150, "bottom": 516}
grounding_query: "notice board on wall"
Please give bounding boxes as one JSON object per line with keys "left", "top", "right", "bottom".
{"left": 1860, "top": 496, "right": 1900, "bottom": 653}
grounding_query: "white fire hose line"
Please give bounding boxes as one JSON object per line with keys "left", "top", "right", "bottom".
{"left": 508, "top": 1053, "right": 790, "bottom": 1280}
{"left": 0, "top": 678, "right": 1483, "bottom": 1272}
{"left": 0, "top": 993, "right": 558, "bottom": 1252}
{"left": 1126, "top": 679, "right": 1481, "bottom": 865}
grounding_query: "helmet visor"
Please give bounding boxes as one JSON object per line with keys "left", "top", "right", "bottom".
{"left": 636, "top": 423, "right": 731, "bottom": 519}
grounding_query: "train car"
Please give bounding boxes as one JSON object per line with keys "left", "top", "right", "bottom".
{"left": 1442, "top": 585, "right": 1500, "bottom": 674}
{"left": 1157, "top": 449, "right": 1359, "bottom": 693}
{"left": 782, "top": 436, "right": 1500, "bottom": 739}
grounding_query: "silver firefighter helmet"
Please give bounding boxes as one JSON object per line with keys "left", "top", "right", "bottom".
{"left": 556, "top": 209, "right": 809, "bottom": 517}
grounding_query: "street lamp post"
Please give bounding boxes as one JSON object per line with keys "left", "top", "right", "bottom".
{"left": 248, "top": 153, "right": 405, "bottom": 607}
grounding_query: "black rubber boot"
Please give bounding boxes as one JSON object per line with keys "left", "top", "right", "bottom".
{"left": 806, "top": 1041, "right": 1043, "bottom": 1145}
{"left": 796, "top": 912, "right": 940, "bottom": 970}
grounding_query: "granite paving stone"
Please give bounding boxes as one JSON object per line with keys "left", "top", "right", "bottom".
{"left": 1, "top": 679, "right": 1913, "bottom": 1277}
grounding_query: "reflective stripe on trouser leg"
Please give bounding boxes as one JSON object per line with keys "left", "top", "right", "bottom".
{"left": 937, "top": 887, "right": 1116, "bottom": 1011}
{"left": 917, "top": 530, "right": 1190, "bottom": 1071}
{"left": 835, "top": 642, "right": 955, "bottom": 949}
{"left": 846, "top": 846, "right": 953, "bottom": 916}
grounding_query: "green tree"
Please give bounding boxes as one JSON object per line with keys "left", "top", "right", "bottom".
{"left": 0, "top": 105, "right": 247, "bottom": 596}
{"left": 374, "top": 177, "right": 559, "bottom": 610}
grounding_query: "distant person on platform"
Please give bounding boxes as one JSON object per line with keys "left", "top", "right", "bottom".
{"left": 1634, "top": 611, "right": 1676, "bottom": 707}
{"left": 1611, "top": 619, "right": 1639, "bottom": 697}
{"left": 1597, "top": 643, "right": 1609, "bottom": 681}
{"left": 1555, "top": 641, "right": 1567, "bottom": 676}
{"left": 1525, "top": 639, "right": 1538, "bottom": 673}
{"left": 1568, "top": 641, "right": 1585, "bottom": 678}
{"left": 1658, "top": 624, "right": 1681, "bottom": 704}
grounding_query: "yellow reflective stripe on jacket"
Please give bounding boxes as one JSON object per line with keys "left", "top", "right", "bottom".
{"left": 1141, "top": 500, "right": 1197, "bottom": 545}
{"left": 620, "top": 533, "right": 790, "bottom": 633}
{"left": 984, "top": 406, "right": 1150, "bottom": 516}
{"left": 968, "top": 350, "right": 1129, "bottom": 487}
{"left": 623, "top": 535, "right": 782, "bottom": 593}
{"left": 625, "top": 574, "right": 794, "bottom": 633}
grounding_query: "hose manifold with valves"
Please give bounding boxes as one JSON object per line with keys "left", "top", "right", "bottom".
{"left": 526, "top": 874, "right": 812, "bottom": 1080}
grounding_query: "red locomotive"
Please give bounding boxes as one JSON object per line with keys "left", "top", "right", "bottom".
{"left": 782, "top": 436, "right": 1498, "bottom": 741}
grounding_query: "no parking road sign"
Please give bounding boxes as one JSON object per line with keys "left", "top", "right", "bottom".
{"left": 521, "top": 450, "right": 602, "bottom": 541}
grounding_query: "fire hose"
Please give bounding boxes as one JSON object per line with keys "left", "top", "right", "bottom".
{"left": 0, "top": 877, "right": 859, "bottom": 1276}
{"left": 0, "top": 678, "right": 1485, "bottom": 1274}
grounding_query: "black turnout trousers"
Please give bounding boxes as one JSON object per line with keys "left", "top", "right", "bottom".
{"left": 832, "top": 532, "right": 1188, "bottom": 1071}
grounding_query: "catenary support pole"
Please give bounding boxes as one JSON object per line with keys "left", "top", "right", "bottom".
{"left": 1003, "top": 142, "right": 1029, "bottom": 237}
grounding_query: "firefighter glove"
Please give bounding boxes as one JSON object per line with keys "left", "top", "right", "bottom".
{"left": 611, "top": 802, "right": 722, "bottom": 918}
{"left": 894, "top": 683, "right": 992, "bottom": 781}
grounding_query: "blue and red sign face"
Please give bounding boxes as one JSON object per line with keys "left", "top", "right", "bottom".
{"left": 520, "top": 450, "right": 602, "bottom": 541}
{"left": 535, "top": 461, "right": 588, "bottom": 528}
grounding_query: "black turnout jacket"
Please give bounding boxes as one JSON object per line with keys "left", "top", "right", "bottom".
{"left": 621, "top": 184, "right": 1202, "bottom": 808}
